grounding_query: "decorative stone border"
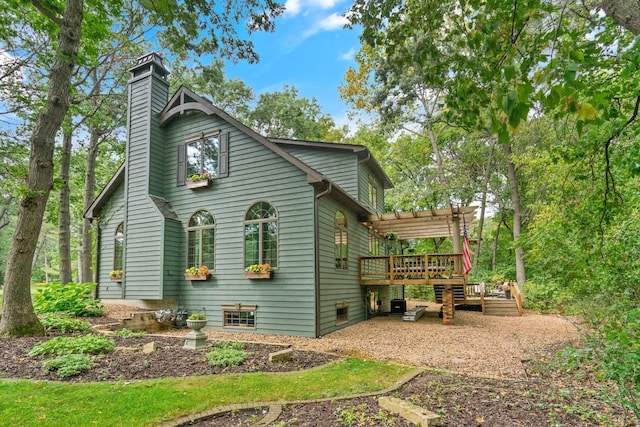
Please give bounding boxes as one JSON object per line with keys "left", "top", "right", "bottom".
{"left": 157, "top": 367, "right": 425, "bottom": 427}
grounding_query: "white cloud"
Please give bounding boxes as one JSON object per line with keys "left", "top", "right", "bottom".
{"left": 284, "top": 0, "right": 302, "bottom": 16}
{"left": 303, "top": 13, "right": 349, "bottom": 38}
{"left": 285, "top": 0, "right": 343, "bottom": 16}
{"left": 339, "top": 47, "right": 356, "bottom": 61}
{"left": 311, "top": 0, "right": 340, "bottom": 10}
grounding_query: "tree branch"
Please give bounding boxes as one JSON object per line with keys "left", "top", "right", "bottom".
{"left": 30, "top": 0, "right": 63, "bottom": 26}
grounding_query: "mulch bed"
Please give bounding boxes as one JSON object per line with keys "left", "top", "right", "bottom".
{"left": 0, "top": 332, "right": 338, "bottom": 383}
{"left": 0, "top": 315, "right": 631, "bottom": 426}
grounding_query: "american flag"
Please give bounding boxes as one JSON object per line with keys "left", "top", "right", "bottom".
{"left": 463, "top": 220, "right": 472, "bottom": 274}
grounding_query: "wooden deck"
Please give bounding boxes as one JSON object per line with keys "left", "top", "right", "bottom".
{"left": 359, "top": 253, "right": 468, "bottom": 286}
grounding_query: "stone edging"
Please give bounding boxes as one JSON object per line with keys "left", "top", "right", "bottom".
{"left": 157, "top": 366, "right": 425, "bottom": 427}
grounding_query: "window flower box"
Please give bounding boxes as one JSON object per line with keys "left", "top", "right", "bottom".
{"left": 186, "top": 179, "right": 211, "bottom": 189}
{"left": 243, "top": 271, "right": 272, "bottom": 279}
{"left": 109, "top": 270, "right": 122, "bottom": 282}
{"left": 185, "top": 265, "right": 210, "bottom": 281}
{"left": 244, "top": 263, "right": 272, "bottom": 279}
{"left": 184, "top": 273, "right": 210, "bottom": 281}
{"left": 186, "top": 172, "right": 212, "bottom": 189}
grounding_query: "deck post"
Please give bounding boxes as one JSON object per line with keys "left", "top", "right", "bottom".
{"left": 389, "top": 254, "right": 394, "bottom": 284}
{"left": 442, "top": 289, "right": 454, "bottom": 325}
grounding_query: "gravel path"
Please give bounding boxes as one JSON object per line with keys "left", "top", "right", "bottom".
{"left": 104, "top": 300, "right": 580, "bottom": 380}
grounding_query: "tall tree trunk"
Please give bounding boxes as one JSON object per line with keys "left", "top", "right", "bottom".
{"left": 0, "top": 195, "right": 12, "bottom": 231}
{"left": 81, "top": 128, "right": 100, "bottom": 282}
{"left": 0, "top": 0, "right": 84, "bottom": 337}
{"left": 474, "top": 139, "right": 496, "bottom": 270}
{"left": 601, "top": 0, "right": 640, "bottom": 35}
{"left": 492, "top": 216, "right": 500, "bottom": 271}
{"left": 426, "top": 126, "right": 461, "bottom": 252}
{"left": 58, "top": 131, "right": 73, "bottom": 285}
{"left": 31, "top": 234, "right": 47, "bottom": 271}
{"left": 503, "top": 142, "right": 526, "bottom": 285}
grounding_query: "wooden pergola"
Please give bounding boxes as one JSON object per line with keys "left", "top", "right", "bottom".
{"left": 358, "top": 206, "right": 478, "bottom": 325}
{"left": 359, "top": 206, "right": 477, "bottom": 241}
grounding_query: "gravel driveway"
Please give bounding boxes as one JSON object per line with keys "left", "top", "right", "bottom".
{"left": 105, "top": 301, "right": 580, "bottom": 380}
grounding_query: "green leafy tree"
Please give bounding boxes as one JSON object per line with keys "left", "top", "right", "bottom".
{"left": 0, "top": 0, "right": 284, "bottom": 337}
{"left": 247, "top": 85, "right": 347, "bottom": 141}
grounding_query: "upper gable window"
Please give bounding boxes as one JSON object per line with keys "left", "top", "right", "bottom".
{"left": 187, "top": 133, "right": 219, "bottom": 179}
{"left": 177, "top": 132, "right": 228, "bottom": 185}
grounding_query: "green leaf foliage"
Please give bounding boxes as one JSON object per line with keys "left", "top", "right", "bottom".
{"left": 205, "top": 341, "right": 247, "bottom": 367}
{"left": 28, "top": 335, "right": 115, "bottom": 357}
{"left": 39, "top": 314, "right": 93, "bottom": 333}
{"left": 42, "top": 354, "right": 93, "bottom": 378}
{"left": 33, "top": 282, "right": 103, "bottom": 317}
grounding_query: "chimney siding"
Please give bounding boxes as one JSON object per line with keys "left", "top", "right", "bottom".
{"left": 122, "top": 54, "right": 170, "bottom": 300}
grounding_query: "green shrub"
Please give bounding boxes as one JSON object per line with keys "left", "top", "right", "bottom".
{"left": 205, "top": 343, "right": 247, "bottom": 367}
{"left": 521, "top": 280, "right": 571, "bottom": 313}
{"left": 39, "top": 314, "right": 93, "bottom": 333}
{"left": 113, "top": 328, "right": 147, "bottom": 338}
{"left": 188, "top": 313, "right": 206, "bottom": 320}
{"left": 28, "top": 335, "right": 115, "bottom": 357}
{"left": 42, "top": 354, "right": 93, "bottom": 378}
{"left": 216, "top": 340, "right": 244, "bottom": 351}
{"left": 33, "top": 281, "right": 104, "bottom": 316}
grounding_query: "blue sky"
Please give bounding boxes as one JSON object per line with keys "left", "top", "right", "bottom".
{"left": 223, "top": 0, "right": 361, "bottom": 128}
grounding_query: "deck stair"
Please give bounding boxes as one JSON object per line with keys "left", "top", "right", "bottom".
{"left": 402, "top": 306, "right": 426, "bottom": 322}
{"left": 483, "top": 298, "right": 520, "bottom": 316}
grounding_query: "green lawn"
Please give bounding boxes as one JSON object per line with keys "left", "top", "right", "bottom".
{"left": 0, "top": 358, "right": 414, "bottom": 427}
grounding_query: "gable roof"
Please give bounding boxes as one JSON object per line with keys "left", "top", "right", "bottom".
{"left": 85, "top": 86, "right": 377, "bottom": 220}
{"left": 269, "top": 138, "right": 394, "bottom": 190}
{"left": 84, "top": 163, "right": 125, "bottom": 219}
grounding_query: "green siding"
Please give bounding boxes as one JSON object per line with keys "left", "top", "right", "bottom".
{"left": 359, "top": 164, "right": 384, "bottom": 213}
{"left": 162, "top": 218, "right": 182, "bottom": 299}
{"left": 122, "top": 73, "right": 170, "bottom": 299}
{"left": 161, "top": 112, "right": 318, "bottom": 337}
{"left": 96, "top": 184, "right": 125, "bottom": 299}
{"left": 317, "top": 196, "right": 367, "bottom": 336}
{"left": 280, "top": 146, "right": 359, "bottom": 199}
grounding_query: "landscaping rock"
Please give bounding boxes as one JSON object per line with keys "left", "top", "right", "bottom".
{"left": 143, "top": 341, "right": 157, "bottom": 354}
{"left": 378, "top": 396, "right": 441, "bottom": 426}
{"left": 269, "top": 348, "right": 293, "bottom": 363}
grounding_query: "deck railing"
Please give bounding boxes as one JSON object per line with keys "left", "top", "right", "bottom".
{"left": 359, "top": 253, "right": 466, "bottom": 286}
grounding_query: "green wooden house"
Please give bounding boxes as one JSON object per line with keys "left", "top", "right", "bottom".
{"left": 85, "top": 52, "right": 397, "bottom": 337}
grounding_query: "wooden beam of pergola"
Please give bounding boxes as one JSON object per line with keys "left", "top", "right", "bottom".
{"left": 360, "top": 206, "right": 477, "bottom": 240}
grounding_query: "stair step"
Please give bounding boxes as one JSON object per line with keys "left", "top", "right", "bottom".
{"left": 484, "top": 299, "right": 520, "bottom": 316}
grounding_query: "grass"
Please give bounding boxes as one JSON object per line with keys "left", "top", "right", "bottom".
{"left": 0, "top": 358, "right": 413, "bottom": 426}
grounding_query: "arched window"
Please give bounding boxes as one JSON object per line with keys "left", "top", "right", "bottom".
{"left": 187, "top": 210, "right": 215, "bottom": 270}
{"left": 335, "top": 211, "right": 348, "bottom": 269}
{"left": 114, "top": 222, "right": 124, "bottom": 272}
{"left": 244, "top": 202, "right": 278, "bottom": 268}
